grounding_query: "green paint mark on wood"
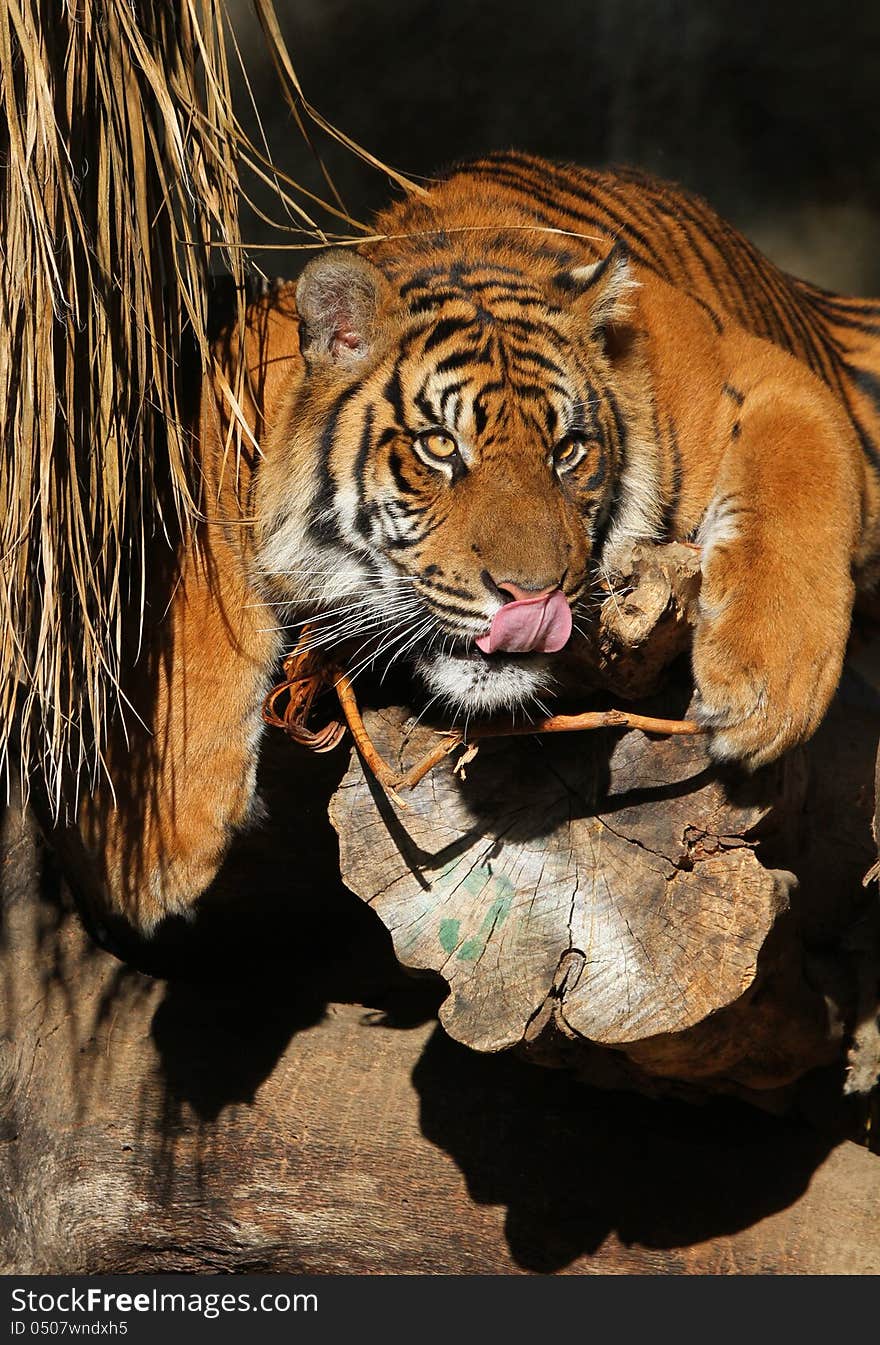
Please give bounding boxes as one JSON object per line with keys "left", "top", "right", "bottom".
{"left": 438, "top": 917, "right": 460, "bottom": 953}
{"left": 456, "top": 884, "right": 514, "bottom": 962}
{"left": 436, "top": 866, "right": 515, "bottom": 961}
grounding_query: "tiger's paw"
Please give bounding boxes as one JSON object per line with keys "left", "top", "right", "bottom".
{"left": 691, "top": 558, "right": 852, "bottom": 771}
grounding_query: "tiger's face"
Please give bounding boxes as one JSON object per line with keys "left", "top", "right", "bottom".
{"left": 256, "top": 244, "right": 653, "bottom": 717}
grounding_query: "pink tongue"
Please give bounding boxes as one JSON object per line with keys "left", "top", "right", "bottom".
{"left": 475, "top": 590, "right": 573, "bottom": 655}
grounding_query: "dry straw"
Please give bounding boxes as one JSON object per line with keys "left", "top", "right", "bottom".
{"left": 0, "top": 0, "right": 422, "bottom": 818}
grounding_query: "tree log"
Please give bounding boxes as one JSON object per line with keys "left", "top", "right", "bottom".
{"left": 3, "top": 771, "right": 880, "bottom": 1274}
{"left": 328, "top": 543, "right": 880, "bottom": 1104}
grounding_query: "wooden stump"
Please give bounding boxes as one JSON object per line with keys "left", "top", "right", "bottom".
{"left": 330, "top": 705, "right": 831, "bottom": 1099}
{"left": 328, "top": 543, "right": 880, "bottom": 1104}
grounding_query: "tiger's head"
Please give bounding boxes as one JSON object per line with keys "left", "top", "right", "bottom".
{"left": 256, "top": 239, "right": 655, "bottom": 718}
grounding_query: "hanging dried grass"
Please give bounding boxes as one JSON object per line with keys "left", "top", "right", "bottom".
{"left": 0, "top": 1, "right": 421, "bottom": 819}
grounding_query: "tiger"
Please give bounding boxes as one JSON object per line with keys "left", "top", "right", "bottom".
{"left": 80, "top": 151, "right": 880, "bottom": 931}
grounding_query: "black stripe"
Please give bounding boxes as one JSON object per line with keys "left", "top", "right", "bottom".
{"left": 399, "top": 266, "right": 453, "bottom": 296}
{"left": 533, "top": 159, "right": 674, "bottom": 277}
{"left": 383, "top": 361, "right": 405, "bottom": 425}
{"left": 387, "top": 445, "right": 418, "bottom": 497}
{"left": 408, "top": 290, "right": 469, "bottom": 314}
{"left": 353, "top": 407, "right": 378, "bottom": 539}
{"left": 439, "top": 379, "right": 469, "bottom": 421}
{"left": 435, "top": 347, "right": 491, "bottom": 374}
{"left": 666, "top": 416, "right": 683, "bottom": 534}
{"left": 508, "top": 347, "right": 566, "bottom": 377}
{"left": 841, "top": 362, "right": 880, "bottom": 472}
{"left": 306, "top": 379, "right": 368, "bottom": 544}
{"left": 421, "top": 591, "right": 486, "bottom": 621}
{"left": 385, "top": 514, "right": 447, "bottom": 550}
{"left": 422, "top": 315, "right": 479, "bottom": 353}
{"left": 581, "top": 450, "right": 607, "bottom": 492}
{"left": 419, "top": 577, "right": 477, "bottom": 601}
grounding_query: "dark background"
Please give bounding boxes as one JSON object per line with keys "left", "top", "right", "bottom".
{"left": 228, "top": 0, "right": 880, "bottom": 293}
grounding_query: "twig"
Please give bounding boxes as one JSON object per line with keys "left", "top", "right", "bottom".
{"left": 264, "top": 650, "right": 704, "bottom": 800}
{"left": 332, "top": 671, "right": 407, "bottom": 806}
{"left": 394, "top": 708, "right": 702, "bottom": 792}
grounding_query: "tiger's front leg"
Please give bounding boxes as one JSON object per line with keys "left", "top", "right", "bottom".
{"left": 691, "top": 373, "right": 863, "bottom": 768}
{"left": 78, "top": 541, "right": 282, "bottom": 933}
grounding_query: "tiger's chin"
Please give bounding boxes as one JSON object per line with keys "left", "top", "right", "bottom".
{"left": 415, "top": 647, "right": 556, "bottom": 717}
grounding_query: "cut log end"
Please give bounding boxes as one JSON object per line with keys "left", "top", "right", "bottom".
{"left": 325, "top": 542, "right": 877, "bottom": 1105}
{"left": 330, "top": 702, "right": 842, "bottom": 1097}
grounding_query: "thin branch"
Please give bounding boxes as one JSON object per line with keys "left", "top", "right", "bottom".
{"left": 263, "top": 644, "right": 703, "bottom": 802}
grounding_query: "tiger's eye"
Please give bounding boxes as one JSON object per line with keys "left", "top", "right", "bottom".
{"left": 554, "top": 435, "right": 588, "bottom": 470}
{"left": 420, "top": 430, "right": 458, "bottom": 458}
{"left": 412, "top": 429, "right": 463, "bottom": 474}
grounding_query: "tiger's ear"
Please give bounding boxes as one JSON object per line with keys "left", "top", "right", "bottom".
{"left": 296, "top": 250, "right": 387, "bottom": 367}
{"left": 554, "top": 243, "right": 637, "bottom": 344}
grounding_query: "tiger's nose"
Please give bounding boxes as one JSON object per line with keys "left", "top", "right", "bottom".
{"left": 482, "top": 571, "right": 566, "bottom": 603}
{"left": 498, "top": 580, "right": 559, "bottom": 604}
